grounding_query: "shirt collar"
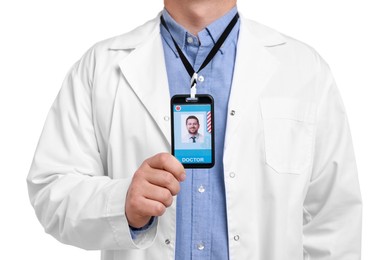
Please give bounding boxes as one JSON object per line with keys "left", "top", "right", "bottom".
{"left": 188, "top": 133, "right": 200, "bottom": 138}
{"left": 202, "top": 6, "right": 239, "bottom": 46}
{"left": 161, "top": 6, "right": 239, "bottom": 54}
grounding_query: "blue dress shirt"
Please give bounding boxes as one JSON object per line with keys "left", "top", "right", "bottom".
{"left": 160, "top": 7, "right": 240, "bottom": 260}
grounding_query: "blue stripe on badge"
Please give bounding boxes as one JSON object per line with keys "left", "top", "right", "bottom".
{"left": 175, "top": 149, "right": 212, "bottom": 164}
{"left": 174, "top": 104, "right": 211, "bottom": 112}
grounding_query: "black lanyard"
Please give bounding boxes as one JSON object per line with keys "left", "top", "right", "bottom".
{"left": 160, "top": 13, "right": 239, "bottom": 92}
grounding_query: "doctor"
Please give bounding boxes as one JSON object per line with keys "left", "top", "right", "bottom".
{"left": 27, "top": 0, "right": 362, "bottom": 259}
{"left": 183, "top": 116, "right": 204, "bottom": 143}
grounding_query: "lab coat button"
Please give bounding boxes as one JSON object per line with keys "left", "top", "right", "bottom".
{"left": 164, "top": 116, "right": 170, "bottom": 121}
{"left": 229, "top": 172, "right": 235, "bottom": 178}
{"left": 165, "top": 239, "right": 171, "bottom": 245}
{"left": 234, "top": 235, "right": 240, "bottom": 241}
{"left": 230, "top": 110, "right": 236, "bottom": 116}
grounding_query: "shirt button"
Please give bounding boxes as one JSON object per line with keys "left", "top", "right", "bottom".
{"left": 164, "top": 116, "right": 170, "bottom": 121}
{"left": 198, "top": 75, "right": 205, "bottom": 82}
{"left": 234, "top": 235, "right": 240, "bottom": 241}
{"left": 197, "top": 242, "right": 205, "bottom": 250}
{"left": 229, "top": 172, "right": 236, "bottom": 178}
{"left": 198, "top": 185, "right": 205, "bottom": 193}
{"left": 187, "top": 37, "right": 194, "bottom": 44}
{"left": 230, "top": 110, "right": 236, "bottom": 116}
{"left": 165, "top": 239, "right": 171, "bottom": 245}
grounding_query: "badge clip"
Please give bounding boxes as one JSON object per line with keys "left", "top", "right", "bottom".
{"left": 186, "top": 73, "right": 198, "bottom": 102}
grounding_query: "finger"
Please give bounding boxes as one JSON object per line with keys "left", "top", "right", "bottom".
{"left": 143, "top": 182, "right": 174, "bottom": 207}
{"left": 146, "top": 153, "right": 186, "bottom": 181}
{"left": 134, "top": 196, "right": 167, "bottom": 217}
{"left": 143, "top": 168, "right": 181, "bottom": 196}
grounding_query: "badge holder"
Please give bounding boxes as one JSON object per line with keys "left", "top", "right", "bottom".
{"left": 171, "top": 93, "right": 215, "bottom": 168}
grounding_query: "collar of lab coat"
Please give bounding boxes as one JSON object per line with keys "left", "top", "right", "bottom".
{"left": 109, "top": 12, "right": 286, "bottom": 144}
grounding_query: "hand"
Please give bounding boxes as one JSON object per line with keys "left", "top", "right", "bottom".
{"left": 125, "top": 153, "right": 186, "bottom": 228}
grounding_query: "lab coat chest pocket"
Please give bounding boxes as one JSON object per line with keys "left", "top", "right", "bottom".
{"left": 260, "top": 98, "right": 316, "bottom": 174}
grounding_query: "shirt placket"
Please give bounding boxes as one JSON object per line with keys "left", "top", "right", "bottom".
{"left": 185, "top": 34, "right": 213, "bottom": 260}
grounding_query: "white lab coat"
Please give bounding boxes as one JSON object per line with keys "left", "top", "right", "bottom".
{"left": 27, "top": 13, "right": 362, "bottom": 260}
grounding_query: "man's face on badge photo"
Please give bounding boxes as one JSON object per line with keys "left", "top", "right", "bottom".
{"left": 186, "top": 118, "right": 199, "bottom": 135}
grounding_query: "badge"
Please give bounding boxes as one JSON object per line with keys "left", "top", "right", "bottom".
{"left": 171, "top": 95, "right": 215, "bottom": 168}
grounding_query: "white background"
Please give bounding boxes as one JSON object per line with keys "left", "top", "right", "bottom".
{"left": 1, "top": 0, "right": 389, "bottom": 259}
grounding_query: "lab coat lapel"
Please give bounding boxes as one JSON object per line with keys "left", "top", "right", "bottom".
{"left": 116, "top": 16, "right": 285, "bottom": 147}
{"left": 224, "top": 18, "right": 282, "bottom": 146}
{"left": 118, "top": 31, "right": 171, "bottom": 144}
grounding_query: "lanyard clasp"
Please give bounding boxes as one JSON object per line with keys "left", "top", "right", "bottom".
{"left": 189, "top": 72, "right": 198, "bottom": 100}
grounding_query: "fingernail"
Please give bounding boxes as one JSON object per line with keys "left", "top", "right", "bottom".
{"left": 180, "top": 174, "right": 186, "bottom": 181}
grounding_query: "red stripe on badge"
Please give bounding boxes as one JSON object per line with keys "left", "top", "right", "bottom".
{"left": 207, "top": 111, "right": 212, "bottom": 133}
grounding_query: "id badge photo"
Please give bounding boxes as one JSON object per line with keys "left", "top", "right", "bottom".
{"left": 171, "top": 95, "right": 215, "bottom": 168}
